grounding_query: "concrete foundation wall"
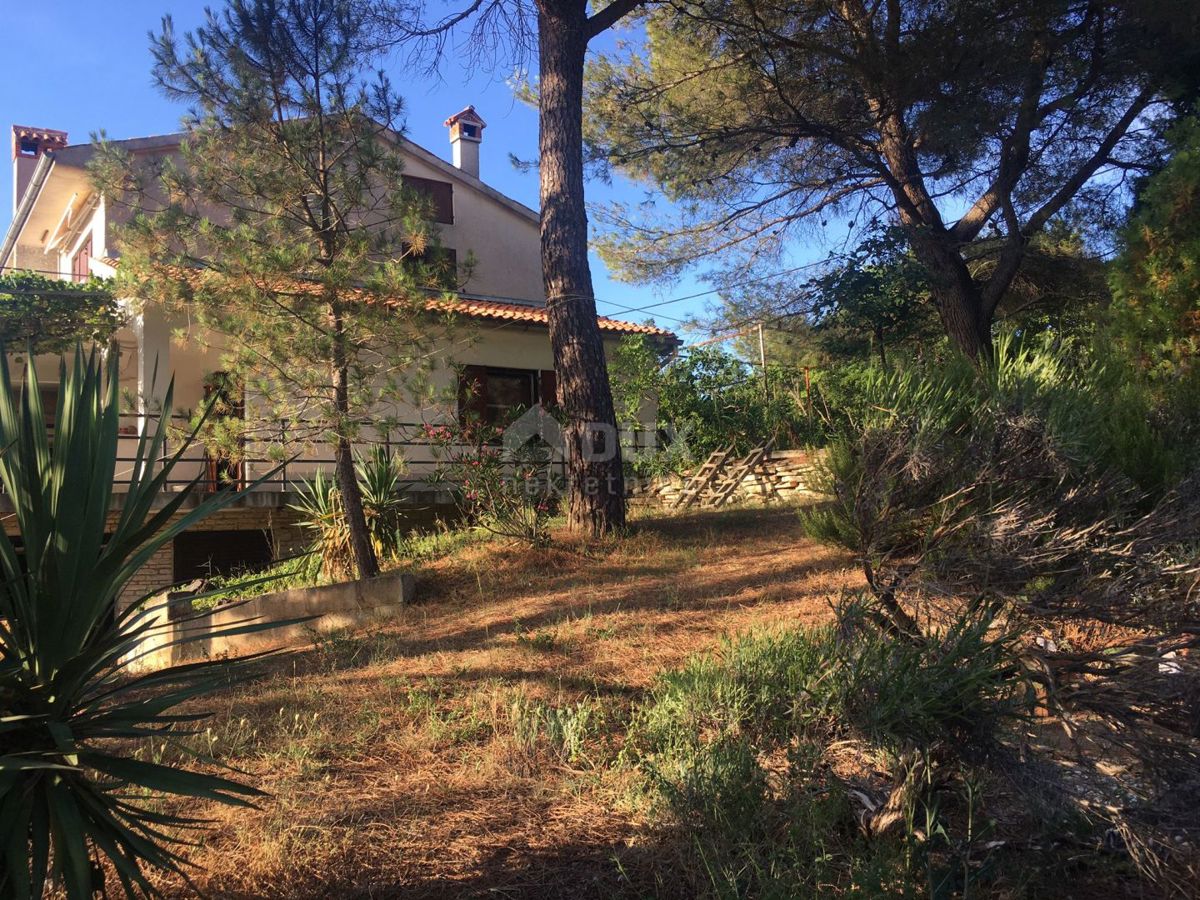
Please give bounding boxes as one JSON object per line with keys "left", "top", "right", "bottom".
{"left": 134, "top": 569, "right": 415, "bottom": 670}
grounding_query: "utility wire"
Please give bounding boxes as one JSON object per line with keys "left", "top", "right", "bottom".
{"left": 592, "top": 254, "right": 844, "bottom": 320}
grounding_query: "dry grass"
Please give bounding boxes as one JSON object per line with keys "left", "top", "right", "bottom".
{"left": 144, "top": 504, "right": 859, "bottom": 899}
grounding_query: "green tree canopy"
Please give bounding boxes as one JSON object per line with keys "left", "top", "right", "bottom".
{"left": 91, "top": 0, "right": 451, "bottom": 579}
{"left": 1104, "top": 116, "right": 1200, "bottom": 466}
{"left": 707, "top": 223, "right": 1108, "bottom": 369}
{"left": 1109, "top": 116, "right": 1200, "bottom": 383}
{"left": 586, "top": 0, "right": 1199, "bottom": 361}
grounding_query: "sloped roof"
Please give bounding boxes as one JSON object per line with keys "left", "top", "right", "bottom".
{"left": 431, "top": 296, "right": 675, "bottom": 338}
{"left": 101, "top": 257, "right": 676, "bottom": 341}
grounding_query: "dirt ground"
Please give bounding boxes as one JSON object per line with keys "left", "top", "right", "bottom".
{"left": 150, "top": 504, "right": 861, "bottom": 899}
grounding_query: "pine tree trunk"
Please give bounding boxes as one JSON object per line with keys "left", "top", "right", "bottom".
{"left": 936, "top": 283, "right": 992, "bottom": 363}
{"left": 536, "top": 0, "right": 626, "bottom": 537}
{"left": 330, "top": 306, "right": 380, "bottom": 579}
{"left": 905, "top": 229, "right": 994, "bottom": 363}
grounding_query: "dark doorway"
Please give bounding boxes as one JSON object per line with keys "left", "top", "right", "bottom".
{"left": 173, "top": 529, "right": 273, "bottom": 582}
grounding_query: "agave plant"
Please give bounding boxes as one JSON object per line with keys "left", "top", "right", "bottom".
{"left": 0, "top": 348, "right": 294, "bottom": 898}
{"left": 291, "top": 447, "right": 408, "bottom": 580}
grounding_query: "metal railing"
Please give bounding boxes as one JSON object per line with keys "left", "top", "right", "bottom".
{"left": 106, "top": 413, "right": 660, "bottom": 494}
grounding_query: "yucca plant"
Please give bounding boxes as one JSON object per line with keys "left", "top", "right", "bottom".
{"left": 0, "top": 347, "right": 295, "bottom": 898}
{"left": 291, "top": 468, "right": 352, "bottom": 581}
{"left": 291, "top": 448, "right": 408, "bottom": 580}
{"left": 355, "top": 445, "right": 408, "bottom": 559}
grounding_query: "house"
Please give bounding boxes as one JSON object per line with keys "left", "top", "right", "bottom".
{"left": 1, "top": 111, "right": 674, "bottom": 604}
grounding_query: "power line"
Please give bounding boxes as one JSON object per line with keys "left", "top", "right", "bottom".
{"left": 592, "top": 254, "right": 844, "bottom": 320}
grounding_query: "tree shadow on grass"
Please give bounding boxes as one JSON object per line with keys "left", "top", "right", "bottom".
{"left": 189, "top": 797, "right": 693, "bottom": 900}
{"left": 249, "top": 550, "right": 851, "bottom": 683}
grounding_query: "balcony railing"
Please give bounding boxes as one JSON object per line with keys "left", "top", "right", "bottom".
{"left": 103, "top": 413, "right": 659, "bottom": 494}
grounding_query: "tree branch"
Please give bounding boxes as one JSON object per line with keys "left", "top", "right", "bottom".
{"left": 587, "top": 0, "right": 649, "bottom": 39}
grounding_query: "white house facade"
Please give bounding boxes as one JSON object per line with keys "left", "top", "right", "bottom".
{"left": 1, "top": 112, "right": 673, "bottom": 599}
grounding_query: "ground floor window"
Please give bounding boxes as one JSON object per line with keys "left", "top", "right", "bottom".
{"left": 458, "top": 366, "right": 557, "bottom": 427}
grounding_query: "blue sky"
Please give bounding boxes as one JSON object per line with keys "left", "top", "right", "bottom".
{"left": 0, "top": 1, "right": 826, "bottom": 342}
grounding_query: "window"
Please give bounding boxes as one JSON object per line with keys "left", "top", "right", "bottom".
{"left": 71, "top": 236, "right": 91, "bottom": 283}
{"left": 486, "top": 369, "right": 536, "bottom": 422}
{"left": 459, "top": 366, "right": 557, "bottom": 427}
{"left": 461, "top": 123, "right": 479, "bottom": 139}
{"left": 402, "top": 175, "right": 454, "bottom": 224}
{"left": 18, "top": 137, "right": 38, "bottom": 156}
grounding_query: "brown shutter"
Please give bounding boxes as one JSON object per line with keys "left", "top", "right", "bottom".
{"left": 72, "top": 236, "right": 92, "bottom": 283}
{"left": 459, "top": 365, "right": 489, "bottom": 424}
{"left": 402, "top": 175, "right": 454, "bottom": 224}
{"left": 539, "top": 369, "right": 558, "bottom": 408}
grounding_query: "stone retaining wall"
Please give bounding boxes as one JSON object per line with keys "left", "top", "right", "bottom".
{"left": 132, "top": 569, "right": 415, "bottom": 670}
{"left": 646, "top": 449, "right": 825, "bottom": 506}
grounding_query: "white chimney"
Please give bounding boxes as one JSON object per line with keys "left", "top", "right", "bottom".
{"left": 444, "top": 106, "right": 486, "bottom": 179}
{"left": 12, "top": 126, "right": 68, "bottom": 215}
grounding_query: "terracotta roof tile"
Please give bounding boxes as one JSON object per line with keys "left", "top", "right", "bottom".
{"left": 107, "top": 255, "right": 677, "bottom": 341}
{"left": 429, "top": 296, "right": 675, "bottom": 338}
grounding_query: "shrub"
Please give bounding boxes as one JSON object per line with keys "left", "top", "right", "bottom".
{"left": 609, "top": 335, "right": 828, "bottom": 476}
{"left": 800, "top": 335, "right": 1200, "bottom": 890}
{"left": 0, "top": 349, "right": 296, "bottom": 898}
{"left": 290, "top": 446, "right": 409, "bottom": 580}
{"left": 509, "top": 694, "right": 604, "bottom": 764}
{"left": 623, "top": 619, "right": 1028, "bottom": 897}
{"left": 830, "top": 597, "right": 1033, "bottom": 757}
{"left": 200, "top": 553, "right": 320, "bottom": 607}
{"left": 426, "top": 419, "right": 562, "bottom": 547}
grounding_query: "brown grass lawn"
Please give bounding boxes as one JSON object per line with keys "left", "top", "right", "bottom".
{"left": 150, "top": 504, "right": 860, "bottom": 899}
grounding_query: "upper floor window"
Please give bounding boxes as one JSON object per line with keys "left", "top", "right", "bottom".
{"left": 71, "top": 237, "right": 92, "bottom": 284}
{"left": 402, "top": 175, "right": 454, "bottom": 225}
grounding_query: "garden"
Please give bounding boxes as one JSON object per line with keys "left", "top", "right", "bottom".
{"left": 4, "top": 1, "right": 1200, "bottom": 897}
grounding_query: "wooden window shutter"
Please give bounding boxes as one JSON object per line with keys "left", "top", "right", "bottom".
{"left": 402, "top": 175, "right": 454, "bottom": 224}
{"left": 539, "top": 369, "right": 558, "bottom": 408}
{"left": 459, "top": 365, "right": 489, "bottom": 423}
{"left": 72, "top": 236, "right": 92, "bottom": 283}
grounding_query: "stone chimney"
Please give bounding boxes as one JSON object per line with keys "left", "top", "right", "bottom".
{"left": 444, "top": 106, "right": 486, "bottom": 179}
{"left": 12, "top": 126, "right": 68, "bottom": 215}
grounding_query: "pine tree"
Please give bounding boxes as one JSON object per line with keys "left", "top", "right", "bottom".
{"left": 585, "top": 0, "right": 1199, "bottom": 362}
{"left": 372, "top": 0, "right": 651, "bottom": 537}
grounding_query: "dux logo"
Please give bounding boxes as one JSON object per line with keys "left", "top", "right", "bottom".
{"left": 502, "top": 404, "right": 565, "bottom": 457}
